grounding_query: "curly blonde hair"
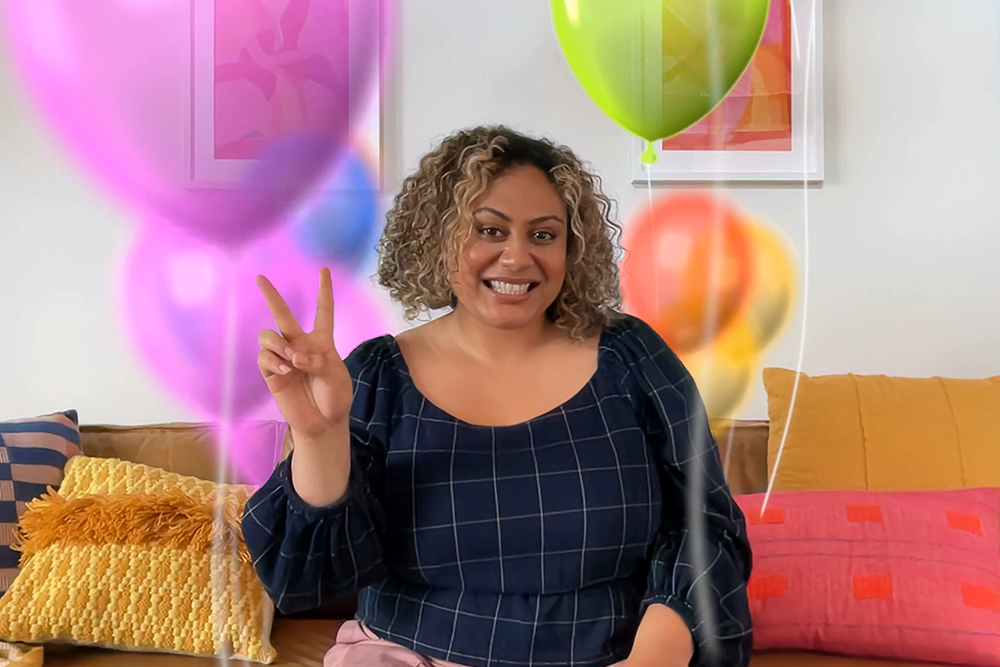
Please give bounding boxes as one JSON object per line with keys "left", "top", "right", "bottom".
{"left": 377, "top": 125, "right": 625, "bottom": 339}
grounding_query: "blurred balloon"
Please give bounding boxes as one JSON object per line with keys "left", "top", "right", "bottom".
{"left": 680, "top": 219, "right": 798, "bottom": 422}
{"left": 680, "top": 318, "right": 760, "bottom": 420}
{"left": 551, "top": 0, "right": 770, "bottom": 163}
{"left": 207, "top": 420, "right": 288, "bottom": 487}
{"left": 4, "top": 0, "right": 392, "bottom": 248}
{"left": 741, "top": 220, "right": 797, "bottom": 346}
{"left": 622, "top": 191, "right": 754, "bottom": 353}
{"left": 293, "top": 146, "right": 381, "bottom": 271}
{"left": 119, "top": 222, "right": 389, "bottom": 424}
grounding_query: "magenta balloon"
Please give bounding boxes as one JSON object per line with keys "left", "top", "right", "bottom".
{"left": 207, "top": 419, "right": 289, "bottom": 486}
{"left": 119, "top": 221, "right": 390, "bottom": 421}
{"left": 4, "top": 0, "right": 391, "bottom": 248}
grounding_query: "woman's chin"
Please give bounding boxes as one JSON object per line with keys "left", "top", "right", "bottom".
{"left": 479, "top": 304, "right": 552, "bottom": 330}
{"left": 455, "top": 287, "right": 558, "bottom": 329}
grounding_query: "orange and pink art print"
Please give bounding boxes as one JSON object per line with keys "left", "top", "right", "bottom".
{"left": 212, "top": 0, "right": 350, "bottom": 161}
{"left": 633, "top": 0, "right": 823, "bottom": 183}
{"left": 660, "top": 0, "right": 792, "bottom": 153}
{"left": 185, "top": 0, "right": 384, "bottom": 186}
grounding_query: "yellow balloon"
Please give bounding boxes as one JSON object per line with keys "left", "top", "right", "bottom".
{"left": 741, "top": 221, "right": 798, "bottom": 347}
{"left": 680, "top": 319, "right": 761, "bottom": 421}
{"left": 679, "top": 220, "right": 796, "bottom": 423}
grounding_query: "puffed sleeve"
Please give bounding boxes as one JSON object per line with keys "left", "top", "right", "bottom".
{"left": 241, "top": 336, "right": 397, "bottom": 615}
{"left": 613, "top": 315, "right": 753, "bottom": 667}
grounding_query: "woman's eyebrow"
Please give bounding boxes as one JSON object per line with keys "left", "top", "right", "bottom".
{"left": 473, "top": 207, "right": 511, "bottom": 220}
{"left": 473, "top": 207, "right": 565, "bottom": 224}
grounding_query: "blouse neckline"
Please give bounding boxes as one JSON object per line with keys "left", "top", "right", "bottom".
{"left": 379, "top": 321, "right": 621, "bottom": 430}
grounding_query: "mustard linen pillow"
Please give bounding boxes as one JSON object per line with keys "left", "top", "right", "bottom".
{"left": 0, "top": 456, "right": 275, "bottom": 663}
{"left": 763, "top": 368, "right": 1000, "bottom": 491}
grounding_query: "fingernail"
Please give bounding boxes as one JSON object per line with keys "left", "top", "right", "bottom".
{"left": 279, "top": 364, "right": 291, "bottom": 374}
{"left": 285, "top": 347, "right": 294, "bottom": 359}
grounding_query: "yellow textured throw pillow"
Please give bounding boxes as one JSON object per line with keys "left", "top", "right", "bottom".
{"left": 764, "top": 368, "right": 1000, "bottom": 492}
{"left": 0, "top": 457, "right": 275, "bottom": 663}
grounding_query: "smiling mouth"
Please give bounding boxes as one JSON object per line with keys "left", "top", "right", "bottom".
{"left": 483, "top": 280, "right": 539, "bottom": 295}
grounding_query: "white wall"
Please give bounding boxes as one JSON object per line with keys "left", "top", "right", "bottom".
{"left": 2, "top": 0, "right": 999, "bottom": 425}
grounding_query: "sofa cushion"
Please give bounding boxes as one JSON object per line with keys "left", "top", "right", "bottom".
{"left": 0, "top": 456, "right": 275, "bottom": 663}
{"left": 80, "top": 421, "right": 290, "bottom": 484}
{"left": 751, "top": 652, "right": 956, "bottom": 667}
{"left": 763, "top": 368, "right": 1000, "bottom": 491}
{"left": 0, "top": 410, "right": 81, "bottom": 595}
{"left": 713, "top": 419, "right": 769, "bottom": 495}
{"left": 737, "top": 487, "right": 1000, "bottom": 666}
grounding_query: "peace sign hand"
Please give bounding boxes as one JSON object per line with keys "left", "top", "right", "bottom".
{"left": 257, "top": 268, "right": 354, "bottom": 439}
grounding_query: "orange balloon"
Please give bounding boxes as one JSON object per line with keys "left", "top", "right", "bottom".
{"left": 622, "top": 192, "right": 753, "bottom": 353}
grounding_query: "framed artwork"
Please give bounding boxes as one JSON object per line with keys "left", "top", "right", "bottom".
{"left": 631, "top": 0, "right": 823, "bottom": 184}
{"left": 183, "top": 0, "right": 382, "bottom": 189}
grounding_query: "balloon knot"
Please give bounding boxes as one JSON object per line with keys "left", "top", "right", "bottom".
{"left": 640, "top": 141, "right": 658, "bottom": 165}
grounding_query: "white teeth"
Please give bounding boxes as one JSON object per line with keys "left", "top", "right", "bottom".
{"left": 488, "top": 281, "right": 531, "bottom": 295}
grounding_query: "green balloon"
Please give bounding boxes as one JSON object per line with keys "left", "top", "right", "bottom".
{"left": 551, "top": 0, "right": 771, "bottom": 163}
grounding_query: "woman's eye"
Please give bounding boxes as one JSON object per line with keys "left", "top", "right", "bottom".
{"left": 479, "top": 226, "right": 503, "bottom": 238}
{"left": 534, "top": 230, "right": 556, "bottom": 241}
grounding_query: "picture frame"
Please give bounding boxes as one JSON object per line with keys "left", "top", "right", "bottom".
{"left": 631, "top": 0, "right": 823, "bottom": 184}
{"left": 182, "top": 0, "right": 383, "bottom": 190}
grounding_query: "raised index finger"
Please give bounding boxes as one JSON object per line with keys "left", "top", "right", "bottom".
{"left": 256, "top": 274, "right": 304, "bottom": 337}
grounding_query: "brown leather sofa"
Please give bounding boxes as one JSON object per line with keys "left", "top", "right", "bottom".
{"left": 30, "top": 421, "right": 948, "bottom": 667}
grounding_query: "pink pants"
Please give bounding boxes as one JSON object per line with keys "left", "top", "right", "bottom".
{"left": 324, "top": 620, "right": 626, "bottom": 667}
{"left": 324, "top": 621, "right": 473, "bottom": 667}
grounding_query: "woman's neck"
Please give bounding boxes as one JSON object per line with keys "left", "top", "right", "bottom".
{"left": 443, "top": 308, "right": 556, "bottom": 368}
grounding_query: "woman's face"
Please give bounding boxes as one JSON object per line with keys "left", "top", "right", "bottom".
{"left": 450, "top": 165, "right": 569, "bottom": 331}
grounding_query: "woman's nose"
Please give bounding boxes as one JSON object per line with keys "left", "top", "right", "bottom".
{"left": 499, "top": 237, "right": 532, "bottom": 268}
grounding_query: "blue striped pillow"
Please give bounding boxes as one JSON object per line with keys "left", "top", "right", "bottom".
{"left": 0, "top": 410, "right": 81, "bottom": 595}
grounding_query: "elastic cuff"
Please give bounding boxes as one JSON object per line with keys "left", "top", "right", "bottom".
{"left": 279, "top": 452, "right": 357, "bottom": 519}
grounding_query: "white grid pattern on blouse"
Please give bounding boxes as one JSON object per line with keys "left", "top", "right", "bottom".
{"left": 242, "top": 315, "right": 752, "bottom": 667}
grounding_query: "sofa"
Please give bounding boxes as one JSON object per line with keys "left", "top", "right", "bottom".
{"left": 17, "top": 417, "right": 956, "bottom": 667}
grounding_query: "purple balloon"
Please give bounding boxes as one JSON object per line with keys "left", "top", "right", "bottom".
{"left": 119, "top": 221, "right": 390, "bottom": 423}
{"left": 4, "top": 0, "right": 391, "bottom": 248}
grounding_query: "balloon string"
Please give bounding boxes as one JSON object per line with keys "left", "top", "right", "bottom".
{"left": 684, "top": 1, "right": 726, "bottom": 660}
{"left": 211, "top": 253, "right": 240, "bottom": 667}
{"left": 646, "top": 160, "right": 655, "bottom": 324}
{"left": 762, "top": 0, "right": 815, "bottom": 516}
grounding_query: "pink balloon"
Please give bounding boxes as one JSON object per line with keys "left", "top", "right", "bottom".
{"left": 4, "top": 0, "right": 392, "bottom": 248}
{"left": 207, "top": 419, "right": 289, "bottom": 486}
{"left": 119, "top": 222, "right": 390, "bottom": 423}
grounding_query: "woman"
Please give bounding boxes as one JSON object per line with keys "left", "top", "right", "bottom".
{"left": 242, "top": 126, "right": 752, "bottom": 667}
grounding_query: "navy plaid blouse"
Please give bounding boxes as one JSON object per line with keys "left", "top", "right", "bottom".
{"left": 243, "top": 314, "right": 752, "bottom": 667}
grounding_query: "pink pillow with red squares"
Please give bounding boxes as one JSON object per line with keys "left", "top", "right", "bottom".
{"left": 737, "top": 488, "right": 1000, "bottom": 666}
